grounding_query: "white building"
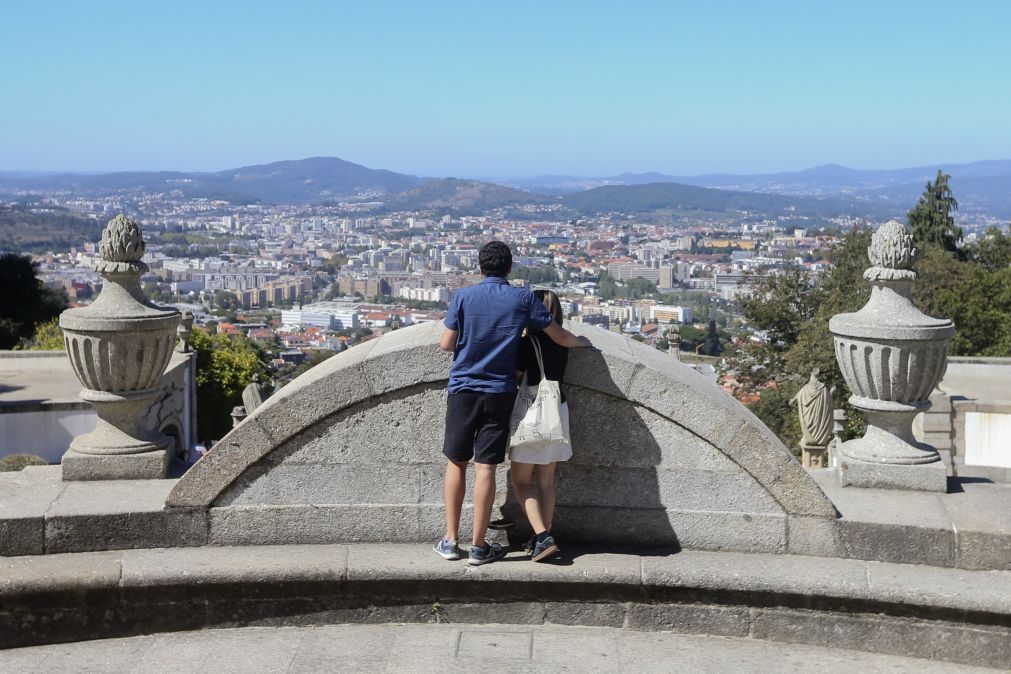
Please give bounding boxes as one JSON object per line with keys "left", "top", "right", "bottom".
{"left": 650, "top": 305, "right": 693, "bottom": 324}
{"left": 281, "top": 310, "right": 334, "bottom": 330}
{"left": 399, "top": 286, "right": 450, "bottom": 303}
{"left": 288, "top": 301, "right": 362, "bottom": 331}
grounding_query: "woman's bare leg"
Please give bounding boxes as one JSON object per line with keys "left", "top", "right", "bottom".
{"left": 534, "top": 462, "right": 558, "bottom": 531}
{"left": 510, "top": 462, "right": 547, "bottom": 534}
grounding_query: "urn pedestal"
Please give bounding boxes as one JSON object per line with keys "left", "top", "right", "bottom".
{"left": 59, "top": 216, "right": 180, "bottom": 480}
{"left": 829, "top": 221, "right": 954, "bottom": 492}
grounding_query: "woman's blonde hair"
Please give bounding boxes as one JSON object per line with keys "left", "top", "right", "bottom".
{"left": 533, "top": 289, "right": 563, "bottom": 327}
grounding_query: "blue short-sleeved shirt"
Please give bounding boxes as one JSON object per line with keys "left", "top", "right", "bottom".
{"left": 444, "top": 276, "right": 554, "bottom": 394}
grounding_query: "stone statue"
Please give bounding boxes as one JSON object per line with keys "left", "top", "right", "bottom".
{"left": 665, "top": 325, "right": 681, "bottom": 361}
{"left": 790, "top": 368, "right": 833, "bottom": 468}
{"left": 241, "top": 374, "right": 272, "bottom": 414}
{"left": 176, "top": 310, "right": 194, "bottom": 353}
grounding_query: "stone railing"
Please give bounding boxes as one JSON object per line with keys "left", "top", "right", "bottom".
{"left": 168, "top": 321, "right": 836, "bottom": 554}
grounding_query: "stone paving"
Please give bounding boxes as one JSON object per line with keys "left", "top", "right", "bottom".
{"left": 0, "top": 623, "right": 997, "bottom": 673}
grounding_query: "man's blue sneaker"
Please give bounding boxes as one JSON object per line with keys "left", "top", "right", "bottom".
{"left": 433, "top": 537, "right": 460, "bottom": 560}
{"left": 468, "top": 541, "right": 506, "bottom": 566}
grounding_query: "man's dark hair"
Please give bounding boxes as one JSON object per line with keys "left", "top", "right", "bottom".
{"left": 479, "top": 241, "right": 512, "bottom": 277}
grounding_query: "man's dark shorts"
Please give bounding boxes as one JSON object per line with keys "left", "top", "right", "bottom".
{"left": 443, "top": 390, "right": 516, "bottom": 465}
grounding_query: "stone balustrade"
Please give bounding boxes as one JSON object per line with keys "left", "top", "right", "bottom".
{"left": 168, "top": 320, "right": 836, "bottom": 554}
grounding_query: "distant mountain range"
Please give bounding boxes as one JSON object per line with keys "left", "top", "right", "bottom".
{"left": 506, "top": 160, "right": 1011, "bottom": 218}
{"left": 559, "top": 182, "right": 897, "bottom": 220}
{"left": 0, "top": 157, "right": 424, "bottom": 204}
{"left": 3, "top": 157, "right": 1010, "bottom": 219}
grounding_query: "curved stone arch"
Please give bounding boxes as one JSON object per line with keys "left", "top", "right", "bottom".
{"left": 169, "top": 321, "right": 835, "bottom": 522}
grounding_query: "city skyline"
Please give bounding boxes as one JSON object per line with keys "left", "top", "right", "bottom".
{"left": 2, "top": 1, "right": 1010, "bottom": 176}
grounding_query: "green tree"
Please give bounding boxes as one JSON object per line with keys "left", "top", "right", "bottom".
{"left": 323, "top": 282, "right": 342, "bottom": 300}
{"left": 967, "top": 226, "right": 1011, "bottom": 272}
{"left": 211, "top": 290, "right": 240, "bottom": 313}
{"left": 736, "top": 266, "right": 819, "bottom": 349}
{"left": 721, "top": 228, "right": 873, "bottom": 446}
{"left": 676, "top": 324, "right": 706, "bottom": 353}
{"left": 510, "top": 265, "right": 558, "bottom": 284}
{"left": 908, "top": 170, "right": 962, "bottom": 252}
{"left": 913, "top": 230, "right": 1011, "bottom": 357}
{"left": 702, "top": 319, "right": 723, "bottom": 356}
{"left": 787, "top": 228, "right": 873, "bottom": 399}
{"left": 17, "top": 317, "right": 66, "bottom": 350}
{"left": 290, "top": 349, "right": 337, "bottom": 379}
{"left": 190, "top": 328, "right": 270, "bottom": 441}
{"left": 596, "top": 272, "right": 657, "bottom": 301}
{"left": 725, "top": 215, "right": 1011, "bottom": 448}
{"left": 0, "top": 254, "right": 67, "bottom": 349}
{"left": 745, "top": 381, "right": 802, "bottom": 449}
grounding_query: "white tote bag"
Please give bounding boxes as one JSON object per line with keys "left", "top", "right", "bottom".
{"left": 509, "top": 338, "right": 570, "bottom": 450}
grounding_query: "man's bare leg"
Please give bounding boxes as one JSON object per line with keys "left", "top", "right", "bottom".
{"left": 443, "top": 459, "right": 468, "bottom": 541}
{"left": 472, "top": 462, "right": 497, "bottom": 546}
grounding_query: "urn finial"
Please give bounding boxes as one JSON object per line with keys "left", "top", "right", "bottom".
{"left": 97, "top": 214, "right": 148, "bottom": 273}
{"left": 865, "top": 220, "right": 916, "bottom": 281}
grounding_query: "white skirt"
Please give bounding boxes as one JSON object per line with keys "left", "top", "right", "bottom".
{"left": 508, "top": 402, "right": 572, "bottom": 465}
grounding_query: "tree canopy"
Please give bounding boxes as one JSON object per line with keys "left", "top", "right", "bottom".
{"left": 908, "top": 170, "right": 962, "bottom": 252}
{"left": 913, "top": 227, "right": 1011, "bottom": 357}
{"left": 723, "top": 217, "right": 1011, "bottom": 450}
{"left": 16, "top": 317, "right": 65, "bottom": 350}
{"left": 596, "top": 272, "right": 657, "bottom": 301}
{"left": 190, "top": 328, "right": 271, "bottom": 441}
{"left": 0, "top": 254, "right": 67, "bottom": 349}
{"left": 510, "top": 265, "right": 558, "bottom": 284}
{"left": 720, "top": 228, "right": 874, "bottom": 447}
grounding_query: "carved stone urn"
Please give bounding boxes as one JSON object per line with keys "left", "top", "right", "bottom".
{"left": 59, "top": 215, "right": 181, "bottom": 480}
{"left": 828, "top": 220, "right": 953, "bottom": 492}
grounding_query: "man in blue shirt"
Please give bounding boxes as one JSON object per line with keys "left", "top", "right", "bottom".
{"left": 434, "top": 241, "right": 591, "bottom": 565}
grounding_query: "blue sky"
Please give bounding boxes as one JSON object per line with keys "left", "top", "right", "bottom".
{"left": 2, "top": 1, "right": 1009, "bottom": 176}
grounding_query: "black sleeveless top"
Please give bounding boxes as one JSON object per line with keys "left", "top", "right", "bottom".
{"left": 516, "top": 332, "right": 569, "bottom": 402}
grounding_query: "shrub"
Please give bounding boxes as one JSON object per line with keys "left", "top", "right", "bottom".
{"left": 0, "top": 454, "right": 49, "bottom": 472}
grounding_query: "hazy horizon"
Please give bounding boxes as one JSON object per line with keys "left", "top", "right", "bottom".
{"left": 3, "top": 1, "right": 1010, "bottom": 176}
{"left": 5, "top": 156, "right": 1011, "bottom": 182}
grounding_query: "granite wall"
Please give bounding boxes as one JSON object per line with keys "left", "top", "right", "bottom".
{"left": 169, "top": 322, "right": 837, "bottom": 554}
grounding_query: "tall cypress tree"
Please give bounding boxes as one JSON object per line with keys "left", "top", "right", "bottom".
{"left": 908, "top": 169, "right": 962, "bottom": 252}
{"left": 703, "top": 318, "right": 723, "bottom": 356}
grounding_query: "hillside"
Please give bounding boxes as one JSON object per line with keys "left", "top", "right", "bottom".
{"left": 381, "top": 178, "right": 548, "bottom": 213}
{"left": 512, "top": 160, "right": 1011, "bottom": 216}
{"left": 609, "top": 160, "right": 1011, "bottom": 193}
{"left": 0, "top": 204, "right": 103, "bottom": 252}
{"left": 560, "top": 182, "right": 895, "bottom": 219}
{"left": 0, "top": 157, "right": 426, "bottom": 204}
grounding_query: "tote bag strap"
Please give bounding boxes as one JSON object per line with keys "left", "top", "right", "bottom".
{"left": 529, "top": 336, "right": 547, "bottom": 380}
